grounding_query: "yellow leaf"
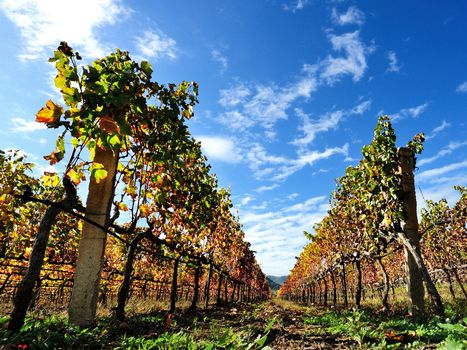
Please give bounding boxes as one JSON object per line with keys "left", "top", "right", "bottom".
{"left": 66, "top": 168, "right": 85, "bottom": 186}
{"left": 36, "top": 99, "right": 63, "bottom": 124}
{"left": 139, "top": 203, "right": 151, "bottom": 217}
{"left": 118, "top": 202, "right": 128, "bottom": 211}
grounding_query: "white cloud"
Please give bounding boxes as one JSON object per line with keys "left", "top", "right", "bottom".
{"left": 243, "top": 75, "right": 318, "bottom": 130}
{"left": 391, "top": 102, "right": 429, "bottom": 121}
{"left": 218, "top": 110, "right": 255, "bottom": 131}
{"left": 283, "top": 0, "right": 310, "bottom": 12}
{"left": 351, "top": 99, "right": 372, "bottom": 115}
{"left": 284, "top": 195, "right": 327, "bottom": 212}
{"left": 196, "top": 136, "right": 242, "bottom": 163}
{"left": 331, "top": 6, "right": 365, "bottom": 26}
{"left": 247, "top": 142, "right": 349, "bottom": 181}
{"left": 134, "top": 30, "right": 177, "bottom": 60}
{"left": 218, "top": 73, "right": 318, "bottom": 133}
{"left": 426, "top": 120, "right": 450, "bottom": 140}
{"left": 240, "top": 195, "right": 253, "bottom": 206}
{"left": 387, "top": 50, "right": 401, "bottom": 73}
{"left": 292, "top": 99, "right": 370, "bottom": 148}
{"left": 312, "top": 168, "right": 329, "bottom": 176}
{"left": 247, "top": 143, "right": 290, "bottom": 178}
{"left": 320, "top": 31, "right": 374, "bottom": 84}
{"left": 211, "top": 49, "right": 228, "bottom": 73}
{"left": 456, "top": 81, "right": 467, "bottom": 93}
{"left": 10, "top": 117, "right": 46, "bottom": 132}
{"left": 418, "top": 140, "right": 467, "bottom": 167}
{"left": 417, "top": 175, "right": 466, "bottom": 217}
{"left": 219, "top": 84, "right": 251, "bottom": 107}
{"left": 256, "top": 184, "right": 279, "bottom": 192}
{"left": 216, "top": 31, "right": 373, "bottom": 135}
{"left": 241, "top": 195, "right": 329, "bottom": 275}
{"left": 298, "top": 144, "right": 348, "bottom": 165}
{"left": 292, "top": 109, "right": 344, "bottom": 147}
{"left": 417, "top": 160, "right": 467, "bottom": 182}
{"left": 0, "top": 0, "right": 130, "bottom": 61}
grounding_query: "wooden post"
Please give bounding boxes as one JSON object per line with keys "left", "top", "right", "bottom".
{"left": 204, "top": 263, "right": 213, "bottom": 309}
{"left": 216, "top": 272, "right": 223, "bottom": 305}
{"left": 169, "top": 259, "right": 179, "bottom": 313}
{"left": 68, "top": 149, "right": 118, "bottom": 327}
{"left": 397, "top": 147, "right": 425, "bottom": 316}
{"left": 189, "top": 265, "right": 201, "bottom": 310}
{"left": 341, "top": 258, "right": 348, "bottom": 307}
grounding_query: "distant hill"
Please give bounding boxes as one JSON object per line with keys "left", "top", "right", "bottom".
{"left": 267, "top": 275, "right": 288, "bottom": 286}
{"left": 266, "top": 277, "right": 281, "bottom": 293}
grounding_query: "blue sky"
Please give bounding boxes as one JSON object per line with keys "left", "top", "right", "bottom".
{"left": 1, "top": 0, "right": 466, "bottom": 276}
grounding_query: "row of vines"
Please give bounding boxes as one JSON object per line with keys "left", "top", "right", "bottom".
{"left": 0, "top": 43, "right": 269, "bottom": 332}
{"left": 278, "top": 116, "right": 466, "bottom": 318}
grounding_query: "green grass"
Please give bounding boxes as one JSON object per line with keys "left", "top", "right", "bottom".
{"left": 0, "top": 308, "right": 277, "bottom": 350}
{"left": 303, "top": 308, "right": 467, "bottom": 349}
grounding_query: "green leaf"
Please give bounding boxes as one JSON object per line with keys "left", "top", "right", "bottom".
{"left": 140, "top": 60, "right": 153, "bottom": 77}
{"left": 56, "top": 135, "right": 65, "bottom": 153}
{"left": 90, "top": 162, "right": 108, "bottom": 183}
{"left": 54, "top": 73, "right": 67, "bottom": 89}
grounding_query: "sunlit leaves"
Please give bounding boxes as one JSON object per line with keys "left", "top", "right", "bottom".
{"left": 139, "top": 203, "right": 152, "bottom": 218}
{"left": 90, "top": 162, "right": 108, "bottom": 183}
{"left": 41, "top": 172, "right": 61, "bottom": 188}
{"left": 66, "top": 167, "right": 86, "bottom": 186}
{"left": 43, "top": 135, "right": 65, "bottom": 165}
{"left": 36, "top": 100, "right": 63, "bottom": 124}
{"left": 117, "top": 202, "right": 128, "bottom": 212}
{"left": 140, "top": 60, "right": 153, "bottom": 78}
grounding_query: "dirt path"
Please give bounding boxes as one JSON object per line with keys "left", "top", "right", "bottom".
{"left": 251, "top": 300, "right": 353, "bottom": 349}
{"left": 170, "top": 299, "right": 355, "bottom": 349}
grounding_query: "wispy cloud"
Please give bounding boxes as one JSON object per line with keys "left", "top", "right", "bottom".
{"left": 292, "top": 99, "right": 371, "bottom": 148}
{"left": 240, "top": 195, "right": 254, "bottom": 206}
{"left": 219, "top": 84, "right": 251, "bottom": 108}
{"left": 426, "top": 120, "right": 450, "bottom": 140}
{"left": 292, "top": 109, "right": 345, "bottom": 147}
{"left": 134, "top": 29, "right": 177, "bottom": 60}
{"left": 417, "top": 172, "right": 466, "bottom": 211}
{"left": 218, "top": 111, "right": 255, "bottom": 131}
{"left": 387, "top": 50, "right": 401, "bottom": 73}
{"left": 417, "top": 159, "right": 467, "bottom": 181}
{"left": 247, "top": 142, "right": 349, "bottom": 181}
{"left": 218, "top": 72, "right": 318, "bottom": 134}
{"left": 211, "top": 49, "right": 228, "bottom": 73}
{"left": 456, "top": 81, "right": 467, "bottom": 93}
{"left": 256, "top": 184, "right": 279, "bottom": 192}
{"left": 320, "top": 31, "right": 375, "bottom": 84}
{"left": 196, "top": 136, "right": 243, "bottom": 163}
{"left": 276, "top": 144, "right": 348, "bottom": 181}
{"left": 217, "top": 30, "right": 373, "bottom": 136}
{"left": 0, "top": 0, "right": 130, "bottom": 61}
{"left": 351, "top": 99, "right": 372, "bottom": 115}
{"left": 331, "top": 6, "right": 365, "bottom": 26}
{"left": 391, "top": 102, "right": 429, "bottom": 122}
{"left": 247, "top": 143, "right": 290, "bottom": 179}
{"left": 241, "top": 194, "right": 329, "bottom": 275}
{"left": 418, "top": 140, "right": 467, "bottom": 167}
{"left": 283, "top": 0, "right": 310, "bottom": 12}
{"left": 283, "top": 195, "right": 327, "bottom": 212}
{"left": 10, "top": 118, "right": 46, "bottom": 133}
